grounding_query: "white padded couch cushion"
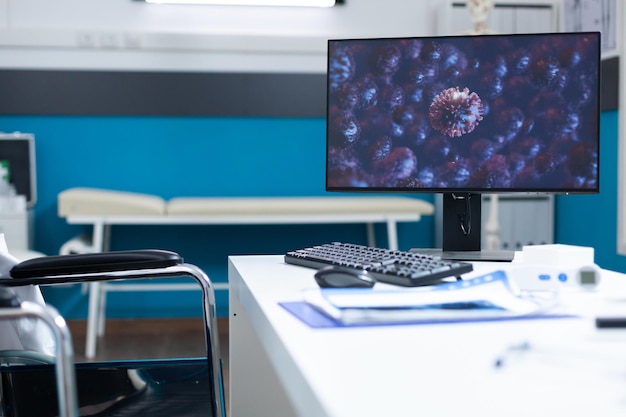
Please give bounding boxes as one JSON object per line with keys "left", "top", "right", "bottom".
{"left": 58, "top": 188, "right": 166, "bottom": 216}
{"left": 58, "top": 188, "right": 435, "bottom": 218}
{"left": 167, "top": 196, "right": 434, "bottom": 216}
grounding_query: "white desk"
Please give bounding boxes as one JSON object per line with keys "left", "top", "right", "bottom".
{"left": 228, "top": 255, "right": 626, "bottom": 417}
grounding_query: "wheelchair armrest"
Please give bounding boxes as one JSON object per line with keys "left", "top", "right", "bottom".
{"left": 10, "top": 249, "right": 183, "bottom": 279}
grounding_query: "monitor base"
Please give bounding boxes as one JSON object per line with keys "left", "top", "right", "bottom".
{"left": 410, "top": 248, "right": 515, "bottom": 262}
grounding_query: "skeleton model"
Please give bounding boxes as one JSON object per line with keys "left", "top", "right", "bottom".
{"left": 467, "top": 0, "right": 496, "bottom": 35}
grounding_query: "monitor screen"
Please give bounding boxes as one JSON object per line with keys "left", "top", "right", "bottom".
{"left": 325, "top": 32, "right": 601, "bottom": 260}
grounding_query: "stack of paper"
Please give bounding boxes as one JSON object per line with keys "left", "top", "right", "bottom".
{"left": 303, "top": 270, "right": 563, "bottom": 325}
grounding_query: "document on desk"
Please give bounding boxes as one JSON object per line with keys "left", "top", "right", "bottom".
{"left": 298, "top": 270, "right": 565, "bottom": 326}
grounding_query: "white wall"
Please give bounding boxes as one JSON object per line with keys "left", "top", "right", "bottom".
{"left": 0, "top": 1, "right": 572, "bottom": 72}
{"left": 0, "top": 0, "right": 443, "bottom": 72}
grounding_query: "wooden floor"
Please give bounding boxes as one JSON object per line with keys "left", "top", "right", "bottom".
{"left": 67, "top": 317, "right": 230, "bottom": 411}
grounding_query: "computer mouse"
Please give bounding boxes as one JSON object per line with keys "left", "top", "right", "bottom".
{"left": 314, "top": 266, "right": 376, "bottom": 288}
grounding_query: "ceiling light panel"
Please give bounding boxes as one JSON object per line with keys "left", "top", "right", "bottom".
{"left": 144, "top": 0, "right": 336, "bottom": 7}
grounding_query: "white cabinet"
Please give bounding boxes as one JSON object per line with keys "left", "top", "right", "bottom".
{"left": 481, "top": 195, "right": 554, "bottom": 250}
{"left": 0, "top": 210, "right": 31, "bottom": 251}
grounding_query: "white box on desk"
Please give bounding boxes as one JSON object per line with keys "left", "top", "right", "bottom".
{"left": 521, "top": 244, "right": 594, "bottom": 266}
{"left": 509, "top": 244, "right": 599, "bottom": 291}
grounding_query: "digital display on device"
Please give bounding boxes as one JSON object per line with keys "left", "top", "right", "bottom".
{"left": 326, "top": 32, "right": 600, "bottom": 193}
{"left": 579, "top": 268, "right": 598, "bottom": 286}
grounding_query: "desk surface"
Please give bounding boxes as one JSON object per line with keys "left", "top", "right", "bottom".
{"left": 228, "top": 255, "right": 626, "bottom": 417}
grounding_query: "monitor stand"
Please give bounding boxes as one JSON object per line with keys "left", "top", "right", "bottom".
{"left": 411, "top": 193, "right": 514, "bottom": 262}
{"left": 410, "top": 248, "right": 515, "bottom": 262}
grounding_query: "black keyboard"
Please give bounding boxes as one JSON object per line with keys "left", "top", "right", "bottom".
{"left": 284, "top": 242, "right": 473, "bottom": 287}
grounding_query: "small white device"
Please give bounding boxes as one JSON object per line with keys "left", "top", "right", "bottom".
{"left": 507, "top": 244, "right": 601, "bottom": 291}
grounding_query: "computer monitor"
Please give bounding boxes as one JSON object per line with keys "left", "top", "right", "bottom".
{"left": 326, "top": 32, "right": 600, "bottom": 261}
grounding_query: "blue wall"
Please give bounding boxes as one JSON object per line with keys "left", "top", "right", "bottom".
{"left": 0, "top": 115, "right": 434, "bottom": 318}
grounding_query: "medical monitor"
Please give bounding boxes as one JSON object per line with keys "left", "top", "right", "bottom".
{"left": 326, "top": 32, "right": 600, "bottom": 261}
{"left": 0, "top": 133, "right": 36, "bottom": 208}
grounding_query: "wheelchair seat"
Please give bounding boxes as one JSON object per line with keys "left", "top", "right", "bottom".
{"left": 0, "top": 249, "right": 226, "bottom": 417}
{"left": 2, "top": 358, "right": 214, "bottom": 417}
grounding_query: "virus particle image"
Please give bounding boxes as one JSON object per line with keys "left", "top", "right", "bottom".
{"left": 428, "top": 87, "right": 484, "bottom": 137}
{"left": 328, "top": 46, "right": 355, "bottom": 91}
{"left": 367, "top": 136, "right": 393, "bottom": 162}
{"left": 374, "top": 147, "right": 418, "bottom": 185}
{"left": 329, "top": 110, "right": 361, "bottom": 146}
{"left": 324, "top": 34, "right": 599, "bottom": 190}
{"left": 369, "top": 43, "right": 402, "bottom": 79}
